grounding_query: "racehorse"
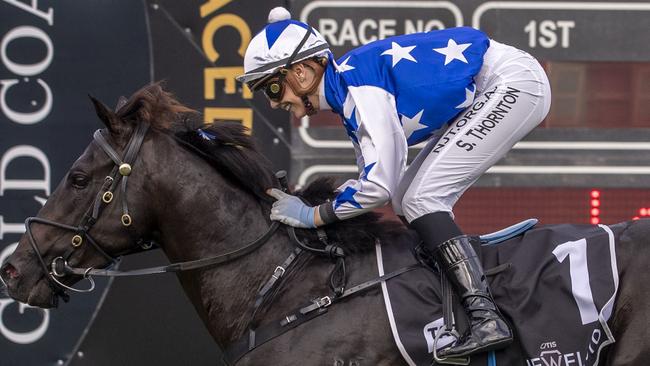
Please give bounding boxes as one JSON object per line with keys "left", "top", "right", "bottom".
{"left": 1, "top": 84, "right": 648, "bottom": 366}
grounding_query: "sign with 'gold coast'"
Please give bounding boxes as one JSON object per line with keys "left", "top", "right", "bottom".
{"left": 0, "top": 0, "right": 149, "bottom": 364}
{"left": 1, "top": 0, "right": 287, "bottom": 364}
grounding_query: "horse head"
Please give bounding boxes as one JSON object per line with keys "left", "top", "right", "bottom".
{"left": 0, "top": 84, "right": 210, "bottom": 308}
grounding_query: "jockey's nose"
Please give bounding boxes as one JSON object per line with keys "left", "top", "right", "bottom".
{"left": 269, "top": 100, "right": 280, "bottom": 109}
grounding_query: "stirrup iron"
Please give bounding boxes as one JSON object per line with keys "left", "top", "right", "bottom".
{"left": 432, "top": 328, "right": 470, "bottom": 365}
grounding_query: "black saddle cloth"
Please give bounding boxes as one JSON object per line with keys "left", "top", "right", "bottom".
{"left": 377, "top": 223, "right": 621, "bottom": 366}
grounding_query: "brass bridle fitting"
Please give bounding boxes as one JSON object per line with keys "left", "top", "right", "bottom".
{"left": 71, "top": 235, "right": 83, "bottom": 247}
{"left": 121, "top": 214, "right": 132, "bottom": 227}
{"left": 119, "top": 163, "right": 132, "bottom": 176}
{"left": 102, "top": 191, "right": 113, "bottom": 203}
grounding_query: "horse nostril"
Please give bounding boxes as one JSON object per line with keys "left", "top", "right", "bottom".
{"left": 1, "top": 262, "right": 19, "bottom": 281}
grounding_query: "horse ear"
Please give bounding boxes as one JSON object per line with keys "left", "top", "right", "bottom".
{"left": 89, "top": 94, "right": 122, "bottom": 134}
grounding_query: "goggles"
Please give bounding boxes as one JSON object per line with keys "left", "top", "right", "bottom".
{"left": 262, "top": 76, "right": 285, "bottom": 102}
{"left": 249, "top": 70, "right": 287, "bottom": 102}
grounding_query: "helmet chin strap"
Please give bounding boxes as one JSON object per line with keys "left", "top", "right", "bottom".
{"left": 301, "top": 95, "right": 317, "bottom": 116}
{"left": 284, "top": 58, "right": 326, "bottom": 116}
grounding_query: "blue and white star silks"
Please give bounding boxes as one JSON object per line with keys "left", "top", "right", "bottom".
{"left": 362, "top": 162, "right": 376, "bottom": 179}
{"left": 381, "top": 42, "right": 417, "bottom": 67}
{"left": 321, "top": 27, "right": 490, "bottom": 221}
{"left": 400, "top": 110, "right": 428, "bottom": 144}
{"left": 265, "top": 20, "right": 305, "bottom": 48}
{"left": 433, "top": 39, "right": 472, "bottom": 65}
{"left": 335, "top": 186, "right": 362, "bottom": 209}
{"left": 197, "top": 128, "right": 216, "bottom": 141}
{"left": 334, "top": 162, "right": 376, "bottom": 210}
{"left": 455, "top": 84, "right": 476, "bottom": 109}
{"left": 336, "top": 56, "right": 355, "bottom": 72}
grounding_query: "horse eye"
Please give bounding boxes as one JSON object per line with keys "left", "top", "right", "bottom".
{"left": 70, "top": 173, "right": 89, "bottom": 189}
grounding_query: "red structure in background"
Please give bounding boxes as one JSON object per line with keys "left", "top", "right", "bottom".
{"left": 590, "top": 190, "right": 601, "bottom": 225}
{"left": 452, "top": 188, "right": 650, "bottom": 234}
{"left": 376, "top": 188, "right": 650, "bottom": 234}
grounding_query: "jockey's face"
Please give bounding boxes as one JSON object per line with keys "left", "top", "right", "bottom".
{"left": 268, "top": 80, "right": 308, "bottom": 119}
{"left": 266, "top": 63, "right": 319, "bottom": 119}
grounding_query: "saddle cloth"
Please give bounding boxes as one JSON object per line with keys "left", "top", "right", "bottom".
{"left": 377, "top": 222, "right": 620, "bottom": 366}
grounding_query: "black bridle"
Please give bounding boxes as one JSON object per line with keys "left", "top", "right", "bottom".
{"left": 25, "top": 121, "right": 150, "bottom": 300}
{"left": 24, "top": 122, "right": 282, "bottom": 303}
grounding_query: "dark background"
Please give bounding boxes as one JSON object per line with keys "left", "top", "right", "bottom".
{"left": 1, "top": 1, "right": 649, "bottom": 365}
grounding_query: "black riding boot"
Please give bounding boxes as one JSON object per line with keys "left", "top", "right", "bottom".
{"left": 410, "top": 212, "right": 512, "bottom": 358}
{"left": 431, "top": 235, "right": 513, "bottom": 358}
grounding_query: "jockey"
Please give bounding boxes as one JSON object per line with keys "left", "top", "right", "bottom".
{"left": 237, "top": 7, "right": 551, "bottom": 359}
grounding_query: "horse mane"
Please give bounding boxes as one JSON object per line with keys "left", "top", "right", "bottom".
{"left": 112, "top": 82, "right": 276, "bottom": 198}
{"left": 174, "top": 121, "right": 278, "bottom": 199}
{"left": 114, "top": 83, "right": 411, "bottom": 253}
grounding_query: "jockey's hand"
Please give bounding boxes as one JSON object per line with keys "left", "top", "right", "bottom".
{"left": 267, "top": 188, "right": 316, "bottom": 228}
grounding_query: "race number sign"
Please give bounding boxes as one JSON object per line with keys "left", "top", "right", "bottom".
{"left": 473, "top": 2, "right": 650, "bottom": 61}
{"left": 293, "top": 0, "right": 650, "bottom": 61}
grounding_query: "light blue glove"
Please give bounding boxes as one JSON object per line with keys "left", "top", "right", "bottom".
{"left": 267, "top": 188, "right": 316, "bottom": 228}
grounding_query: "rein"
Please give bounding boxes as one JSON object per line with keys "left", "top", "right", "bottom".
{"left": 62, "top": 221, "right": 280, "bottom": 277}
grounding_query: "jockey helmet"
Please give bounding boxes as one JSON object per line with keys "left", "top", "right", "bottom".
{"left": 236, "top": 7, "right": 330, "bottom": 90}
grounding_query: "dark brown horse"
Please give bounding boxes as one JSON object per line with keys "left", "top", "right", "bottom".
{"left": 1, "top": 84, "right": 648, "bottom": 365}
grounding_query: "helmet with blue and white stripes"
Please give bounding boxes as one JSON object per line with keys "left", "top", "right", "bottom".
{"left": 236, "top": 7, "right": 330, "bottom": 87}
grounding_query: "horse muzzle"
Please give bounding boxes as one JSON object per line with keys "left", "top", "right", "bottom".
{"left": 1, "top": 261, "right": 19, "bottom": 282}
{"left": 1, "top": 260, "right": 61, "bottom": 308}
{"left": 1, "top": 260, "right": 26, "bottom": 302}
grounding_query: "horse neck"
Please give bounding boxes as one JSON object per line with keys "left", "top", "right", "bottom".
{"left": 147, "top": 136, "right": 292, "bottom": 346}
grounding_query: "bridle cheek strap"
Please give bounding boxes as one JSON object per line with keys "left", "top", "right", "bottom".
{"left": 283, "top": 58, "right": 326, "bottom": 116}
{"left": 93, "top": 122, "right": 149, "bottom": 226}
{"left": 24, "top": 122, "right": 150, "bottom": 298}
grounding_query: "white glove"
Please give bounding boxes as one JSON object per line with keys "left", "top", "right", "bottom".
{"left": 267, "top": 188, "right": 316, "bottom": 228}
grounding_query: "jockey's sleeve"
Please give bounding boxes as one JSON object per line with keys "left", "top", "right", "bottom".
{"left": 318, "top": 86, "right": 408, "bottom": 224}
{"left": 333, "top": 142, "right": 364, "bottom": 192}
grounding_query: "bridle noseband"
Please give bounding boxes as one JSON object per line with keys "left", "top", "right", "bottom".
{"left": 25, "top": 121, "right": 151, "bottom": 300}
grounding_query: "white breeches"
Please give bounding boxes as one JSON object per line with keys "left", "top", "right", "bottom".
{"left": 393, "top": 40, "right": 552, "bottom": 223}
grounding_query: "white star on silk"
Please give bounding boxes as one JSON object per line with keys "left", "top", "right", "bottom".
{"left": 433, "top": 39, "right": 472, "bottom": 65}
{"left": 336, "top": 56, "right": 355, "bottom": 72}
{"left": 455, "top": 86, "right": 475, "bottom": 109}
{"left": 381, "top": 42, "right": 417, "bottom": 67}
{"left": 401, "top": 109, "right": 427, "bottom": 140}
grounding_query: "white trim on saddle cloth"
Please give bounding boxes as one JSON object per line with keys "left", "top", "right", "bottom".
{"left": 592, "top": 224, "right": 619, "bottom": 366}
{"left": 376, "top": 242, "right": 418, "bottom": 366}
